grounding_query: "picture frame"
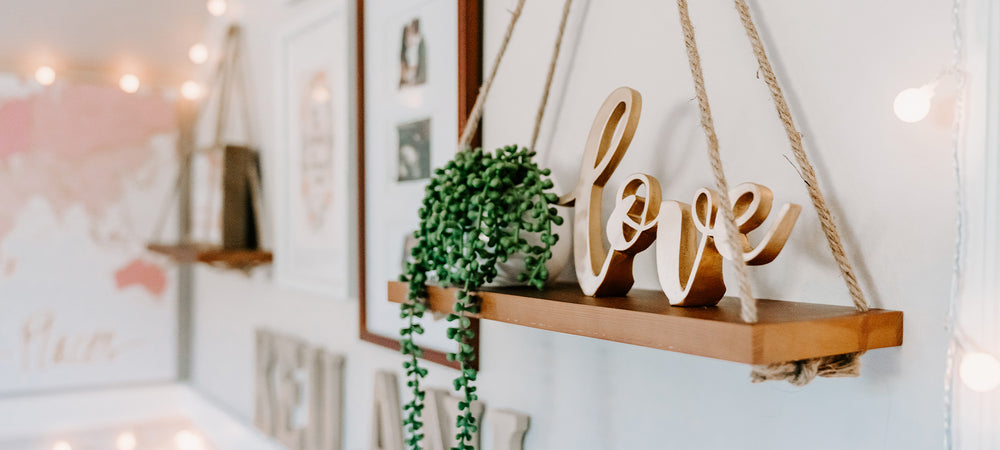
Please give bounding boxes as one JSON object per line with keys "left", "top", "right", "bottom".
{"left": 274, "top": 0, "right": 352, "bottom": 297}
{"left": 356, "top": 0, "right": 482, "bottom": 369}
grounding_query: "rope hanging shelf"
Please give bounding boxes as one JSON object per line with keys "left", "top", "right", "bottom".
{"left": 147, "top": 243, "right": 273, "bottom": 269}
{"left": 147, "top": 26, "right": 272, "bottom": 271}
{"left": 385, "top": 0, "right": 904, "bottom": 385}
{"left": 386, "top": 282, "right": 902, "bottom": 366}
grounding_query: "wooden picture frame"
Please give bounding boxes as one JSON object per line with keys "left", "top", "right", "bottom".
{"left": 356, "top": 0, "right": 482, "bottom": 369}
{"left": 274, "top": 0, "right": 351, "bottom": 297}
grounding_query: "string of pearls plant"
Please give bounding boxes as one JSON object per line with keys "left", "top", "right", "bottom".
{"left": 399, "top": 145, "right": 563, "bottom": 449}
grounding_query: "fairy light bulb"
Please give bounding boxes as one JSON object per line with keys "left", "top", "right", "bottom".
{"left": 34, "top": 66, "right": 56, "bottom": 86}
{"left": 206, "top": 0, "right": 227, "bottom": 16}
{"left": 960, "top": 352, "right": 1000, "bottom": 392}
{"left": 119, "top": 74, "right": 140, "bottom": 93}
{"left": 181, "top": 81, "right": 203, "bottom": 100}
{"left": 52, "top": 441, "right": 72, "bottom": 450}
{"left": 893, "top": 87, "right": 933, "bottom": 123}
{"left": 174, "top": 430, "right": 205, "bottom": 450}
{"left": 189, "top": 43, "right": 209, "bottom": 64}
{"left": 116, "top": 432, "right": 137, "bottom": 450}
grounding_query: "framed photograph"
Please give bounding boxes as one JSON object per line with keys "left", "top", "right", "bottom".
{"left": 275, "top": 0, "right": 351, "bottom": 297}
{"left": 356, "top": 0, "right": 482, "bottom": 368}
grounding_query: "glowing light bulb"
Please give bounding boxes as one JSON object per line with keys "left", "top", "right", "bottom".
{"left": 181, "top": 81, "right": 203, "bottom": 100}
{"left": 893, "top": 87, "right": 932, "bottom": 123}
{"left": 960, "top": 352, "right": 1000, "bottom": 392}
{"left": 206, "top": 0, "right": 227, "bottom": 16}
{"left": 52, "top": 441, "right": 72, "bottom": 450}
{"left": 119, "top": 74, "right": 140, "bottom": 93}
{"left": 116, "top": 432, "right": 137, "bottom": 450}
{"left": 34, "top": 66, "right": 56, "bottom": 86}
{"left": 174, "top": 430, "right": 205, "bottom": 450}
{"left": 189, "top": 43, "right": 209, "bottom": 64}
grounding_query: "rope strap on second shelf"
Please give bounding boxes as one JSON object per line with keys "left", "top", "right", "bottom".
{"left": 458, "top": 0, "right": 575, "bottom": 154}
{"left": 674, "top": 0, "right": 871, "bottom": 385}
{"left": 458, "top": 0, "right": 526, "bottom": 150}
{"left": 530, "top": 0, "right": 574, "bottom": 151}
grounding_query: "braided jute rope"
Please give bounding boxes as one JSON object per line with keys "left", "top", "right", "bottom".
{"left": 730, "top": 0, "right": 870, "bottom": 384}
{"left": 676, "top": 1, "right": 871, "bottom": 384}
{"left": 675, "top": 0, "right": 758, "bottom": 323}
{"left": 732, "top": 0, "right": 868, "bottom": 314}
{"left": 458, "top": 0, "right": 527, "bottom": 150}
{"left": 530, "top": 0, "right": 574, "bottom": 151}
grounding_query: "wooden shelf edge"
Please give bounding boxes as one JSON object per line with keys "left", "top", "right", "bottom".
{"left": 147, "top": 243, "right": 273, "bottom": 269}
{"left": 387, "top": 281, "right": 903, "bottom": 365}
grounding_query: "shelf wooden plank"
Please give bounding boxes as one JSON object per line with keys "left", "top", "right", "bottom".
{"left": 147, "top": 243, "right": 272, "bottom": 269}
{"left": 387, "top": 281, "right": 903, "bottom": 365}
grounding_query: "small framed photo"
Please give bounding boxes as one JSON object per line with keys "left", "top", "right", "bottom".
{"left": 396, "top": 118, "right": 432, "bottom": 182}
{"left": 357, "top": 0, "right": 482, "bottom": 368}
{"left": 398, "top": 18, "right": 428, "bottom": 89}
{"left": 274, "top": 0, "right": 351, "bottom": 297}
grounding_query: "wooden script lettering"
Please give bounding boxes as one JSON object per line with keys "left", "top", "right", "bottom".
{"left": 370, "top": 372, "right": 530, "bottom": 450}
{"left": 560, "top": 87, "right": 802, "bottom": 305}
{"left": 255, "top": 329, "right": 345, "bottom": 450}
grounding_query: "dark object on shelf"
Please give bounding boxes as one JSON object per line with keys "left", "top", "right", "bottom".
{"left": 222, "top": 145, "right": 260, "bottom": 250}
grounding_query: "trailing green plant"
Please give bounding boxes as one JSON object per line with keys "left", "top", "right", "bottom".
{"left": 399, "top": 145, "right": 563, "bottom": 450}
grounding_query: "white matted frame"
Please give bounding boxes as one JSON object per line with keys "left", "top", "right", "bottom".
{"left": 274, "top": 0, "right": 351, "bottom": 297}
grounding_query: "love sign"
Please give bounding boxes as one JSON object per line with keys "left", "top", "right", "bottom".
{"left": 559, "top": 87, "right": 802, "bottom": 305}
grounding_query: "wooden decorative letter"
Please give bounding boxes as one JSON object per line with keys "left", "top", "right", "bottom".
{"left": 370, "top": 371, "right": 404, "bottom": 450}
{"left": 655, "top": 197, "right": 726, "bottom": 306}
{"left": 424, "top": 388, "right": 486, "bottom": 450}
{"left": 718, "top": 183, "right": 801, "bottom": 265}
{"left": 253, "top": 329, "right": 345, "bottom": 450}
{"left": 558, "top": 87, "right": 644, "bottom": 296}
{"left": 656, "top": 183, "right": 800, "bottom": 306}
{"left": 490, "top": 409, "right": 530, "bottom": 450}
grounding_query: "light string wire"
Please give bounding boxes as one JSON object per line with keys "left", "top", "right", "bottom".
{"left": 944, "top": 0, "right": 968, "bottom": 447}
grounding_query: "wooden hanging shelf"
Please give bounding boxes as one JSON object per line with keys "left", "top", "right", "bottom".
{"left": 387, "top": 281, "right": 903, "bottom": 365}
{"left": 147, "top": 243, "right": 272, "bottom": 269}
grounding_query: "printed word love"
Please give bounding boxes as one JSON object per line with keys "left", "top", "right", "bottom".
{"left": 559, "top": 87, "right": 801, "bottom": 305}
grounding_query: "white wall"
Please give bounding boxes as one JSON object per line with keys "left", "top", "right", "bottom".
{"left": 191, "top": 0, "right": 957, "bottom": 449}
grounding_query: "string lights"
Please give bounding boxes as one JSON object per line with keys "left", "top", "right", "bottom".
{"left": 181, "top": 81, "right": 204, "bottom": 100}
{"left": 189, "top": 43, "right": 209, "bottom": 65}
{"left": 891, "top": 0, "right": 998, "bottom": 446}
{"left": 115, "top": 431, "right": 137, "bottom": 450}
{"left": 174, "top": 430, "right": 206, "bottom": 450}
{"left": 118, "top": 73, "right": 141, "bottom": 93}
{"left": 935, "top": 0, "right": 1000, "bottom": 446}
{"left": 13, "top": 0, "right": 227, "bottom": 98}
{"left": 206, "top": 0, "right": 227, "bottom": 17}
{"left": 893, "top": 85, "right": 934, "bottom": 123}
{"left": 959, "top": 352, "right": 1000, "bottom": 392}
{"left": 34, "top": 66, "right": 56, "bottom": 86}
